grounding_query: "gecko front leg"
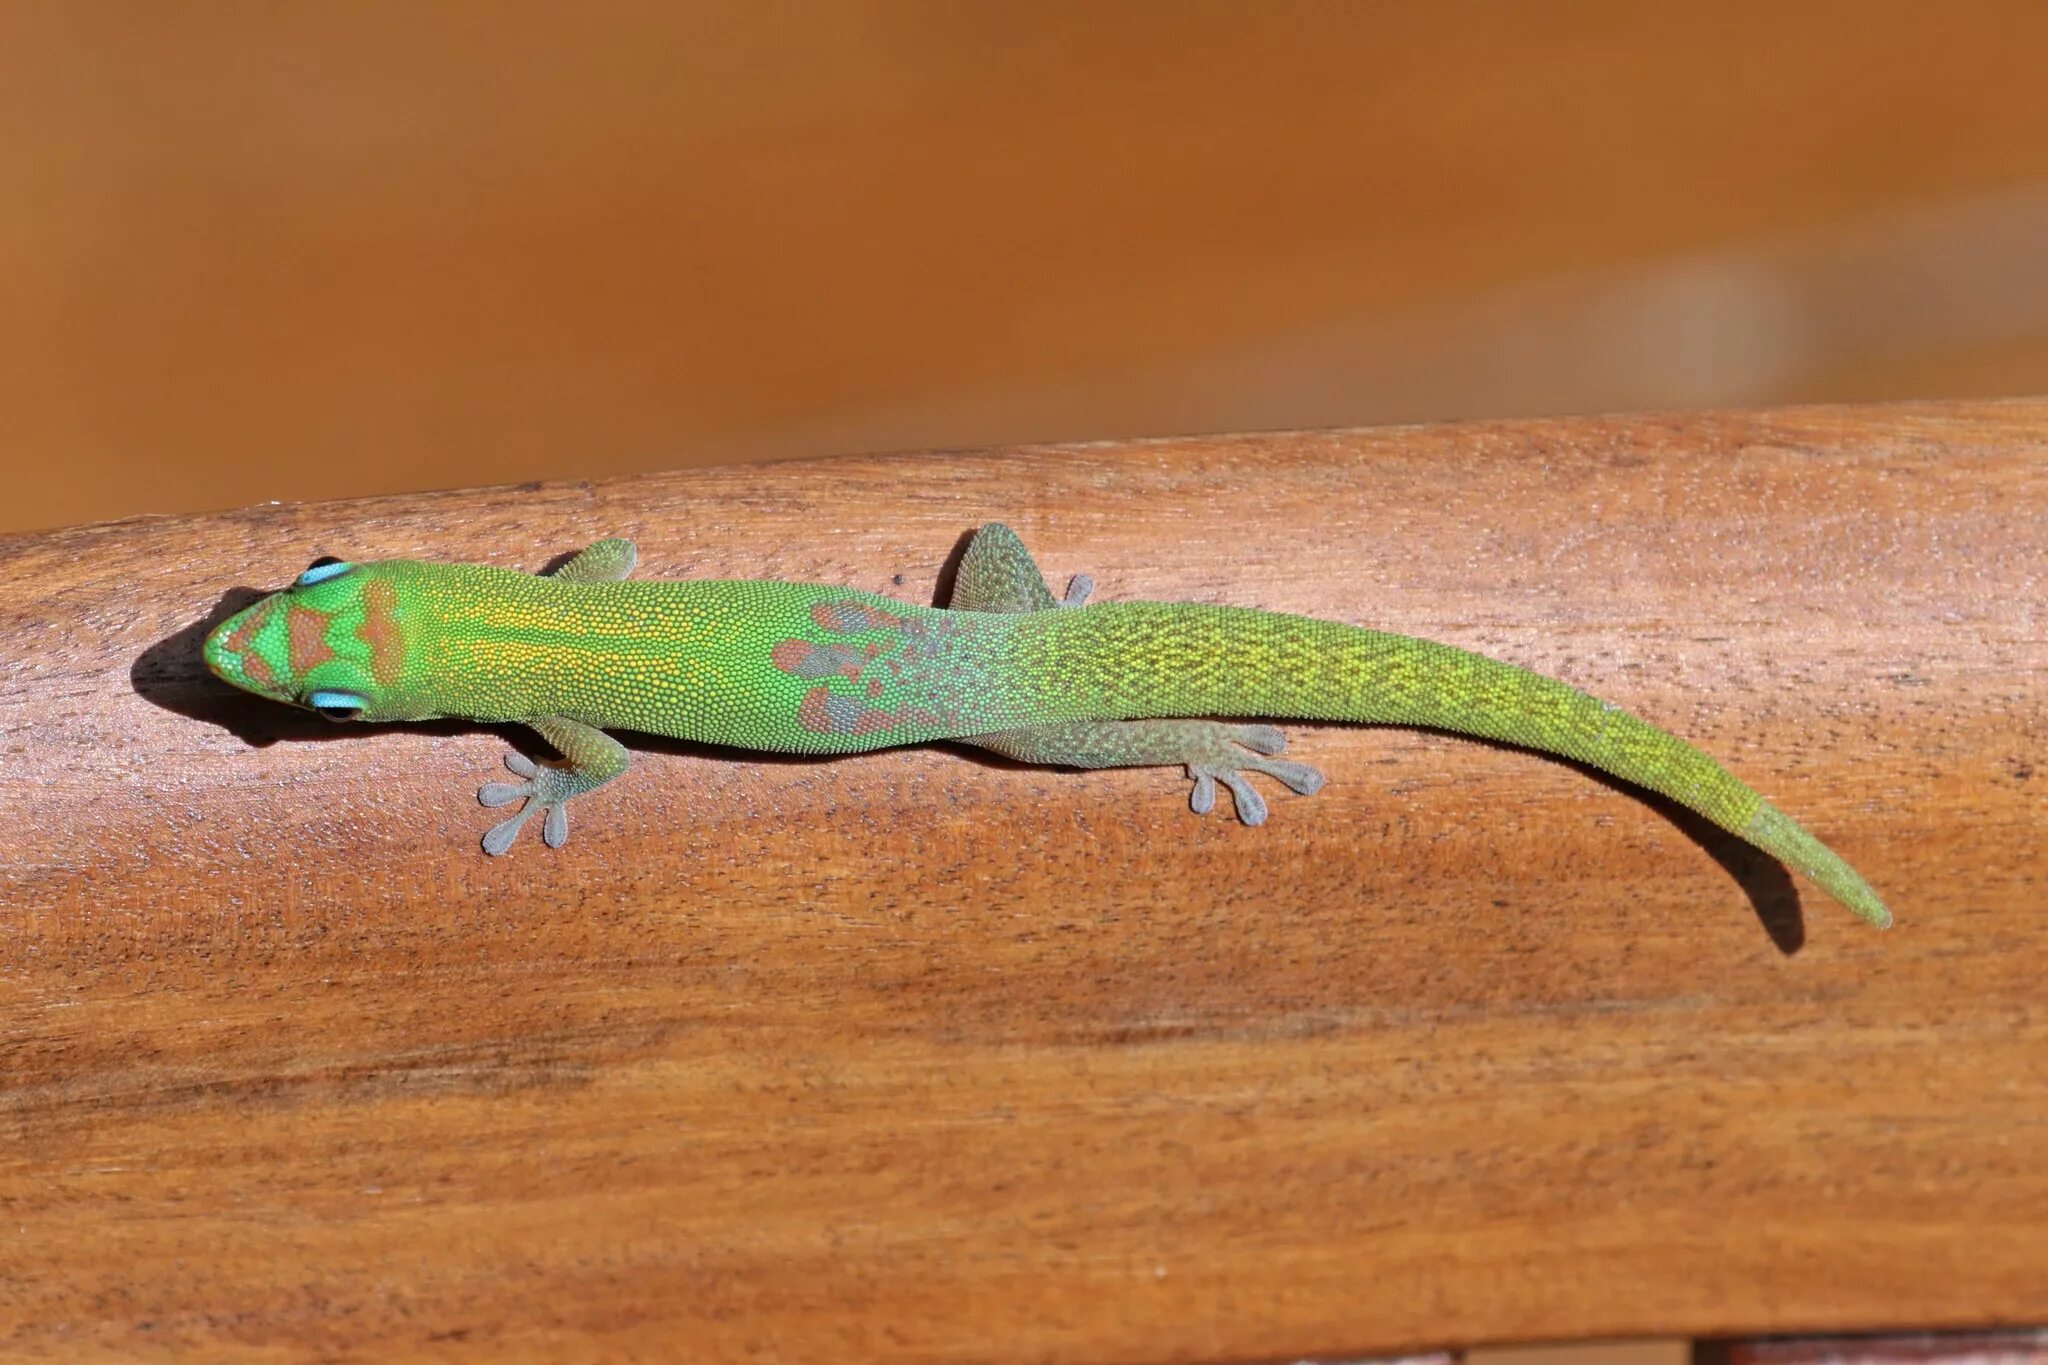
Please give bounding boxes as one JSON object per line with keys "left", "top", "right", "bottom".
{"left": 477, "top": 715, "right": 630, "bottom": 854}
{"left": 471, "top": 536, "right": 641, "bottom": 853}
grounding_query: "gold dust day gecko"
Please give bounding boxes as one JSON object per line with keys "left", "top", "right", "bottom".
{"left": 203, "top": 523, "right": 1891, "bottom": 929}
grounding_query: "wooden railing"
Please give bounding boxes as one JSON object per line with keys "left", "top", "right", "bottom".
{"left": 3, "top": 402, "right": 2042, "bottom": 1361}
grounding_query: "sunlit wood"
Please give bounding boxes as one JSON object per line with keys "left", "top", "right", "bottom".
{"left": 2, "top": 403, "right": 2042, "bottom": 1360}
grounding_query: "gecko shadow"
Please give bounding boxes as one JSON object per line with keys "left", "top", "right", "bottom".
{"left": 943, "top": 727, "right": 1805, "bottom": 955}
{"left": 135, "top": 588, "right": 1804, "bottom": 955}
{"left": 1438, "top": 731, "right": 1805, "bottom": 955}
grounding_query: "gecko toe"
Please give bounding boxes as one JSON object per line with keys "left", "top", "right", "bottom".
{"left": 1060, "top": 574, "right": 1094, "bottom": 608}
{"left": 482, "top": 805, "right": 536, "bottom": 856}
{"left": 479, "top": 781, "right": 531, "bottom": 808}
{"left": 1188, "top": 765, "right": 1269, "bottom": 824}
{"left": 481, "top": 794, "right": 567, "bottom": 853}
{"left": 1259, "top": 758, "right": 1324, "bottom": 797}
{"left": 1219, "top": 771, "right": 1268, "bottom": 825}
{"left": 482, "top": 750, "right": 545, "bottom": 808}
{"left": 1233, "top": 725, "right": 1288, "bottom": 756}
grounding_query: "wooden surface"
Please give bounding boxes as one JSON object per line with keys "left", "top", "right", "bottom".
{"left": 2, "top": 403, "right": 2044, "bottom": 1362}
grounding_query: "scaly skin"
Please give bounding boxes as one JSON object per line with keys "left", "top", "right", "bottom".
{"left": 202, "top": 526, "right": 1891, "bottom": 928}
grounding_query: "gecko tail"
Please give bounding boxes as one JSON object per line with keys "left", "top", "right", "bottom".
{"left": 1741, "top": 804, "right": 1892, "bottom": 929}
{"left": 1028, "top": 602, "right": 1893, "bottom": 928}
{"left": 1366, "top": 641, "right": 1898, "bottom": 931}
{"left": 1344, "top": 650, "right": 1900, "bottom": 932}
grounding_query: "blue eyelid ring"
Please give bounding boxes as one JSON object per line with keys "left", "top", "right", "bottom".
{"left": 309, "top": 690, "right": 366, "bottom": 711}
{"left": 297, "top": 560, "right": 353, "bottom": 587}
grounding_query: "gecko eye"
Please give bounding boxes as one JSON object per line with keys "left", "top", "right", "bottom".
{"left": 297, "top": 557, "right": 352, "bottom": 587}
{"left": 307, "top": 689, "right": 366, "bottom": 721}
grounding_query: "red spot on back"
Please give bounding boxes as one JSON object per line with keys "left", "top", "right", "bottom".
{"left": 796, "top": 687, "right": 840, "bottom": 734}
{"left": 811, "top": 601, "right": 902, "bottom": 634}
{"left": 796, "top": 684, "right": 944, "bottom": 738}
{"left": 773, "top": 639, "right": 867, "bottom": 682}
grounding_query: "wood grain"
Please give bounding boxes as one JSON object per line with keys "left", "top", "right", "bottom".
{"left": 2, "top": 403, "right": 2043, "bottom": 1362}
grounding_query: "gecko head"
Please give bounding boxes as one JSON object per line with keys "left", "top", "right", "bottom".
{"left": 204, "top": 557, "right": 416, "bottom": 721}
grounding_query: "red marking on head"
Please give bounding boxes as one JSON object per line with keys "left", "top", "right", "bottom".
{"left": 223, "top": 601, "right": 269, "bottom": 654}
{"left": 356, "top": 579, "right": 405, "bottom": 684}
{"left": 287, "top": 606, "right": 335, "bottom": 674}
{"left": 242, "top": 651, "right": 277, "bottom": 690}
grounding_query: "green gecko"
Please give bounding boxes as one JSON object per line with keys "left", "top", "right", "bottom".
{"left": 202, "top": 524, "right": 1891, "bottom": 929}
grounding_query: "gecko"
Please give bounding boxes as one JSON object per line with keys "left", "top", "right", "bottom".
{"left": 201, "top": 524, "right": 1891, "bottom": 928}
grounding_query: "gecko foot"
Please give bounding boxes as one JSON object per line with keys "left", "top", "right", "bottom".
{"left": 1186, "top": 724, "right": 1325, "bottom": 826}
{"left": 478, "top": 752, "right": 574, "bottom": 854}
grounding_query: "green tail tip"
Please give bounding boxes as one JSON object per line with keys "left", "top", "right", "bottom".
{"left": 1745, "top": 805, "right": 1892, "bottom": 930}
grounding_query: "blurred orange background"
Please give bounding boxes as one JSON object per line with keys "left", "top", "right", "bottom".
{"left": 7, "top": 1, "right": 2048, "bottom": 535}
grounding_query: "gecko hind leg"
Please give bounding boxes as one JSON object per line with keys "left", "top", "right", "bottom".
{"left": 951, "top": 523, "right": 1091, "bottom": 612}
{"left": 965, "top": 719, "right": 1324, "bottom": 826}
{"left": 477, "top": 715, "right": 630, "bottom": 854}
